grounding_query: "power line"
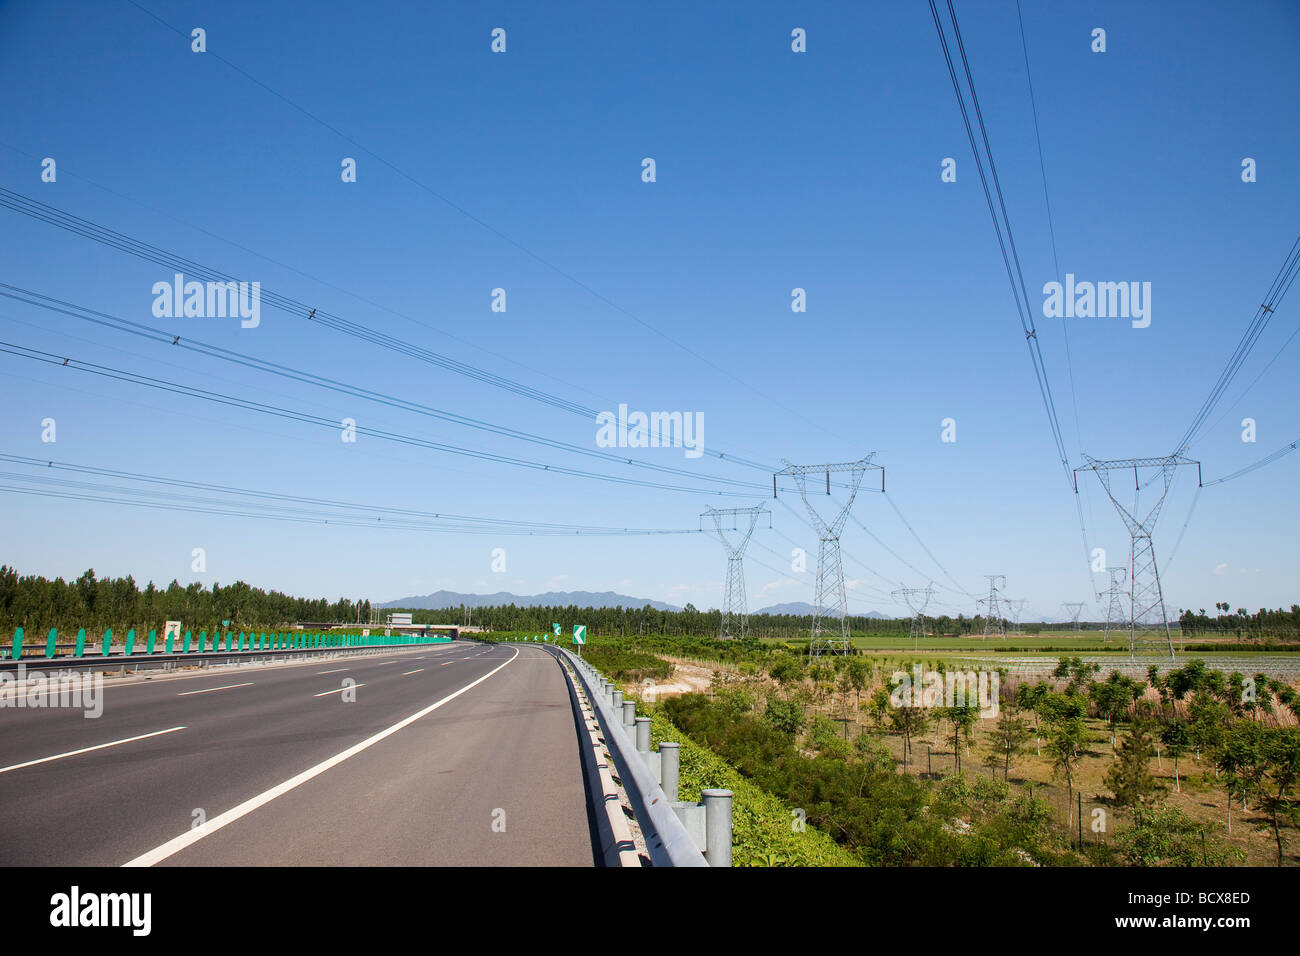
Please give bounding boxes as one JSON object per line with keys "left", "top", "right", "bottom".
{"left": 929, "top": 0, "right": 1072, "bottom": 488}
{"left": 0, "top": 340, "right": 763, "bottom": 498}
{"left": 1203, "top": 436, "right": 1300, "bottom": 486}
{"left": 0, "top": 187, "right": 786, "bottom": 478}
{"left": 0, "top": 453, "right": 701, "bottom": 535}
{"left": 1175, "top": 234, "right": 1300, "bottom": 453}
{"left": 0, "top": 281, "right": 770, "bottom": 494}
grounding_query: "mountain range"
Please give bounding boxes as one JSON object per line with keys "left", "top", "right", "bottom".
{"left": 379, "top": 591, "right": 891, "bottom": 618}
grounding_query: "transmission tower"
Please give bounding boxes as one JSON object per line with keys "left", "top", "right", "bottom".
{"left": 892, "top": 583, "right": 934, "bottom": 650}
{"left": 1006, "top": 598, "right": 1027, "bottom": 636}
{"left": 1075, "top": 455, "right": 1201, "bottom": 661}
{"left": 700, "top": 505, "right": 770, "bottom": 640}
{"left": 774, "top": 455, "right": 884, "bottom": 657}
{"left": 1096, "top": 567, "right": 1129, "bottom": 643}
{"left": 1062, "top": 602, "right": 1086, "bottom": 631}
{"left": 977, "top": 574, "right": 1007, "bottom": 639}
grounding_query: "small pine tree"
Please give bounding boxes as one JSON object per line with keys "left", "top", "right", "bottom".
{"left": 1106, "top": 721, "right": 1165, "bottom": 811}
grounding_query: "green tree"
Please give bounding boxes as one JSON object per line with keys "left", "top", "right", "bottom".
{"left": 993, "top": 705, "right": 1033, "bottom": 781}
{"left": 1105, "top": 721, "right": 1164, "bottom": 812}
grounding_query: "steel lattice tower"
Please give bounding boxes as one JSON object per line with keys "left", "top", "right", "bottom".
{"left": 978, "top": 574, "right": 1006, "bottom": 639}
{"left": 1096, "top": 567, "right": 1129, "bottom": 643}
{"left": 1006, "top": 598, "right": 1027, "bottom": 635}
{"left": 774, "top": 456, "right": 884, "bottom": 657}
{"left": 1075, "top": 455, "right": 1201, "bottom": 661}
{"left": 1062, "top": 602, "right": 1086, "bottom": 631}
{"left": 700, "top": 505, "right": 769, "bottom": 640}
{"left": 892, "top": 583, "right": 934, "bottom": 650}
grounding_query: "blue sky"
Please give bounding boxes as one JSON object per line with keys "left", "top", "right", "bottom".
{"left": 1, "top": 0, "right": 1297, "bottom": 621}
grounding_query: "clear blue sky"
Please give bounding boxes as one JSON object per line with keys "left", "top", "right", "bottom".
{"left": 1, "top": 0, "right": 1297, "bottom": 621}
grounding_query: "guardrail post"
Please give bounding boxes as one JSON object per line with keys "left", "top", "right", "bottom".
{"left": 635, "top": 715, "right": 651, "bottom": 754}
{"left": 622, "top": 700, "right": 637, "bottom": 734}
{"left": 611, "top": 688, "right": 623, "bottom": 712}
{"left": 702, "top": 789, "right": 734, "bottom": 867}
{"left": 659, "top": 742, "right": 680, "bottom": 802}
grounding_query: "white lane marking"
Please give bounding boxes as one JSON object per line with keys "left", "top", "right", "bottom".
{"left": 313, "top": 684, "right": 366, "bottom": 697}
{"left": 123, "top": 646, "right": 521, "bottom": 867}
{"left": 0, "top": 726, "right": 187, "bottom": 775}
{"left": 402, "top": 668, "right": 424, "bottom": 676}
{"left": 377, "top": 661, "right": 397, "bottom": 665}
{"left": 176, "top": 683, "right": 253, "bottom": 697}
{"left": 316, "top": 668, "right": 348, "bottom": 675}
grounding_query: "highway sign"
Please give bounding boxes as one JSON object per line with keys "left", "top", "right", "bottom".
{"left": 552, "top": 622, "right": 561, "bottom": 637}
{"left": 572, "top": 624, "right": 586, "bottom": 644}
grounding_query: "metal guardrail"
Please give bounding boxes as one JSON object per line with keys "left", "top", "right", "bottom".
{"left": 1, "top": 633, "right": 452, "bottom": 674}
{"left": 546, "top": 644, "right": 731, "bottom": 867}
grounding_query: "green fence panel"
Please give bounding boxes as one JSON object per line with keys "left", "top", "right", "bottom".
{"left": 184, "top": 629, "right": 192, "bottom": 653}
{"left": 238, "top": 632, "right": 246, "bottom": 651}
{"left": 165, "top": 629, "right": 174, "bottom": 654}
{"left": 146, "top": 629, "right": 157, "bottom": 654}
{"left": 45, "top": 627, "right": 58, "bottom": 658}
{"left": 125, "top": 628, "right": 136, "bottom": 655}
{"left": 11, "top": 626, "right": 23, "bottom": 661}
{"left": 75, "top": 627, "right": 86, "bottom": 658}
{"left": 102, "top": 628, "right": 112, "bottom": 657}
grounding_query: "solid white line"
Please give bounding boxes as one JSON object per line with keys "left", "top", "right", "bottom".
{"left": 402, "top": 668, "right": 424, "bottom": 676}
{"left": 313, "top": 684, "right": 366, "bottom": 697}
{"left": 0, "top": 726, "right": 187, "bottom": 775}
{"left": 176, "top": 682, "right": 253, "bottom": 697}
{"left": 316, "top": 668, "right": 348, "bottom": 674}
{"left": 123, "top": 646, "right": 520, "bottom": 867}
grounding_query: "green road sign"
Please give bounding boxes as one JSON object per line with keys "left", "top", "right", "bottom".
{"left": 572, "top": 624, "right": 586, "bottom": 645}
{"left": 552, "top": 623, "right": 561, "bottom": 637}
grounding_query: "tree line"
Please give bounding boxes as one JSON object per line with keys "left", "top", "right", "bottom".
{"left": 0, "top": 566, "right": 372, "bottom": 634}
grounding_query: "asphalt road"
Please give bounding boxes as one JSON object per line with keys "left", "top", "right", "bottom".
{"left": 0, "top": 641, "right": 597, "bottom": 866}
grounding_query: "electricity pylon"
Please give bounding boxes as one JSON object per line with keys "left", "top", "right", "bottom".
{"left": 977, "top": 574, "right": 1007, "bottom": 639}
{"left": 1062, "top": 602, "right": 1086, "bottom": 631}
{"left": 1006, "top": 598, "right": 1027, "bottom": 635}
{"left": 1096, "top": 567, "right": 1129, "bottom": 643}
{"left": 892, "top": 583, "right": 934, "bottom": 650}
{"left": 775, "top": 455, "right": 884, "bottom": 657}
{"left": 1075, "top": 454, "right": 1201, "bottom": 661}
{"left": 700, "top": 505, "right": 769, "bottom": 640}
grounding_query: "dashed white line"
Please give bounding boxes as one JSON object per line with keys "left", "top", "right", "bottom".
{"left": 123, "top": 647, "right": 520, "bottom": 867}
{"left": 177, "top": 683, "right": 253, "bottom": 697}
{"left": 402, "top": 668, "right": 425, "bottom": 676}
{"left": 317, "top": 668, "right": 348, "bottom": 675}
{"left": 0, "top": 726, "right": 187, "bottom": 775}
{"left": 314, "top": 684, "right": 365, "bottom": 697}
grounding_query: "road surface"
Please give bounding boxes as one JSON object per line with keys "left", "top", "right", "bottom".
{"left": 0, "top": 641, "right": 597, "bottom": 866}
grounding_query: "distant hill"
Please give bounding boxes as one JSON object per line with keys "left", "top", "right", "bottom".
{"left": 378, "top": 590, "right": 682, "bottom": 612}
{"left": 756, "top": 601, "right": 890, "bottom": 618}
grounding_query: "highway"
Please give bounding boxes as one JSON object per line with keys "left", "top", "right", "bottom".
{"left": 0, "top": 641, "right": 598, "bottom": 866}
